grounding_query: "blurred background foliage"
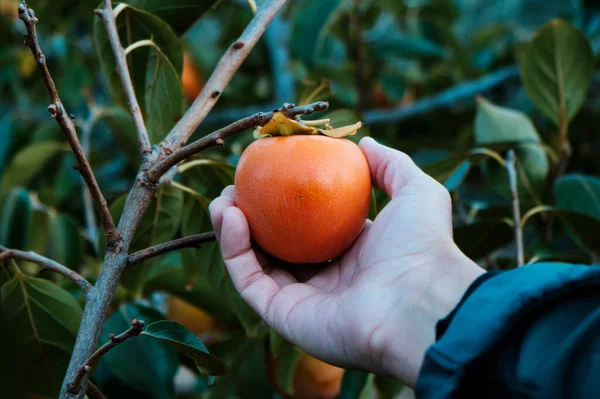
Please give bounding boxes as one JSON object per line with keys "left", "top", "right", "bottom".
{"left": 2, "top": 0, "right": 600, "bottom": 398}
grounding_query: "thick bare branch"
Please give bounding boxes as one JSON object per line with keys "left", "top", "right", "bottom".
{"left": 67, "top": 319, "right": 145, "bottom": 394}
{"left": 127, "top": 232, "right": 216, "bottom": 267}
{"left": 0, "top": 246, "right": 92, "bottom": 294}
{"left": 149, "top": 101, "right": 329, "bottom": 182}
{"left": 18, "top": 3, "right": 120, "bottom": 248}
{"left": 96, "top": 0, "right": 151, "bottom": 154}
{"left": 506, "top": 150, "right": 524, "bottom": 266}
{"left": 161, "top": 0, "right": 290, "bottom": 151}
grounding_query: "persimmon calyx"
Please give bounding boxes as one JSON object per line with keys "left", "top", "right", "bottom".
{"left": 253, "top": 111, "right": 363, "bottom": 139}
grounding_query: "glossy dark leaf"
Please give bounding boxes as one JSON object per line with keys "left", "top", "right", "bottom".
{"left": 94, "top": 4, "right": 183, "bottom": 143}
{"left": 275, "top": 346, "right": 301, "bottom": 395}
{"left": 142, "top": 320, "right": 229, "bottom": 382}
{"left": 48, "top": 213, "right": 83, "bottom": 271}
{"left": 555, "top": 174, "right": 600, "bottom": 220}
{"left": 374, "top": 375, "right": 404, "bottom": 399}
{"left": 0, "top": 188, "right": 32, "bottom": 250}
{"left": 99, "top": 304, "right": 179, "bottom": 399}
{"left": 290, "top": 0, "right": 344, "bottom": 64}
{"left": 1, "top": 272, "right": 82, "bottom": 397}
{"left": 520, "top": 19, "right": 594, "bottom": 127}
{"left": 340, "top": 370, "right": 374, "bottom": 399}
{"left": 0, "top": 141, "right": 64, "bottom": 196}
{"left": 454, "top": 221, "right": 514, "bottom": 260}
{"left": 128, "top": 0, "right": 222, "bottom": 35}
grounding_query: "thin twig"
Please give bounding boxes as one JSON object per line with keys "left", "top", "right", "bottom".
{"left": 203, "top": 65, "right": 520, "bottom": 127}
{"left": 161, "top": 0, "right": 290, "bottom": 151}
{"left": 0, "top": 246, "right": 92, "bottom": 294}
{"left": 86, "top": 382, "right": 108, "bottom": 399}
{"left": 67, "top": 319, "right": 145, "bottom": 394}
{"left": 18, "top": 3, "right": 120, "bottom": 249}
{"left": 96, "top": 0, "right": 151, "bottom": 154}
{"left": 127, "top": 232, "right": 216, "bottom": 267}
{"left": 148, "top": 101, "right": 328, "bottom": 182}
{"left": 506, "top": 150, "right": 524, "bottom": 266}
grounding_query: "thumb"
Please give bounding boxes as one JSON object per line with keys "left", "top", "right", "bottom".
{"left": 359, "top": 137, "right": 422, "bottom": 198}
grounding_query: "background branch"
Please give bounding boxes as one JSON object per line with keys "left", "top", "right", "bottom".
{"left": 148, "top": 101, "right": 329, "bottom": 181}
{"left": 127, "top": 232, "right": 217, "bottom": 267}
{"left": 161, "top": 0, "right": 290, "bottom": 151}
{"left": 203, "top": 65, "right": 520, "bottom": 127}
{"left": 18, "top": 3, "right": 120, "bottom": 248}
{"left": 96, "top": 0, "right": 151, "bottom": 154}
{"left": 86, "top": 382, "right": 107, "bottom": 399}
{"left": 506, "top": 150, "right": 524, "bottom": 266}
{"left": 67, "top": 319, "right": 145, "bottom": 394}
{"left": 0, "top": 246, "right": 92, "bottom": 294}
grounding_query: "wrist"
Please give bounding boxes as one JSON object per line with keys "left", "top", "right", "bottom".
{"left": 381, "top": 243, "right": 484, "bottom": 387}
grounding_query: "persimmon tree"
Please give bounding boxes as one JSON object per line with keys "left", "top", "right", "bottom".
{"left": 2, "top": 1, "right": 600, "bottom": 399}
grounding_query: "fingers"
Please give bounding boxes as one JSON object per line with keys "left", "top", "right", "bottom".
{"left": 359, "top": 137, "right": 422, "bottom": 198}
{"left": 219, "top": 206, "right": 281, "bottom": 318}
{"left": 209, "top": 185, "right": 236, "bottom": 240}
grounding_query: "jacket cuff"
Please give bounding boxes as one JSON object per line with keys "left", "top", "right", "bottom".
{"left": 416, "top": 263, "right": 600, "bottom": 398}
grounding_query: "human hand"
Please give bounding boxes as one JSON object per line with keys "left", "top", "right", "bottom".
{"left": 209, "top": 137, "right": 484, "bottom": 387}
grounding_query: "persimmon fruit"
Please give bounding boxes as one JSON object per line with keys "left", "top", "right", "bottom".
{"left": 291, "top": 353, "right": 344, "bottom": 399}
{"left": 235, "top": 134, "right": 371, "bottom": 264}
{"left": 181, "top": 52, "right": 204, "bottom": 102}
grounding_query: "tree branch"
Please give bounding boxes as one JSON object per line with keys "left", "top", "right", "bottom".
{"left": 161, "top": 0, "right": 290, "bottom": 151}
{"left": 86, "top": 382, "right": 107, "bottom": 399}
{"left": 0, "top": 246, "right": 92, "bottom": 295}
{"left": 96, "top": 0, "right": 151, "bottom": 154}
{"left": 506, "top": 150, "right": 524, "bottom": 266}
{"left": 202, "top": 66, "right": 520, "bottom": 127}
{"left": 67, "top": 319, "right": 145, "bottom": 394}
{"left": 127, "top": 232, "right": 216, "bottom": 267}
{"left": 148, "top": 101, "right": 328, "bottom": 182}
{"left": 18, "top": 3, "right": 121, "bottom": 249}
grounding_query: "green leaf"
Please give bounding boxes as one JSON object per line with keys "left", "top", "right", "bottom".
{"left": 145, "top": 50, "right": 185, "bottom": 144}
{"left": 274, "top": 346, "right": 302, "bottom": 395}
{"left": 291, "top": 0, "right": 344, "bottom": 64}
{"left": 474, "top": 98, "right": 541, "bottom": 145}
{"left": 454, "top": 221, "right": 514, "bottom": 260}
{"left": 48, "top": 213, "right": 83, "bottom": 271}
{"left": 121, "top": 185, "right": 184, "bottom": 294}
{"left": 180, "top": 196, "right": 261, "bottom": 336}
{"left": 94, "top": 4, "right": 184, "bottom": 142}
{"left": 1, "top": 273, "right": 82, "bottom": 397}
{"left": 340, "top": 370, "right": 373, "bottom": 399}
{"left": 0, "top": 141, "right": 64, "bottom": 196}
{"left": 97, "top": 107, "right": 139, "bottom": 162}
{"left": 554, "top": 175, "right": 600, "bottom": 255}
{"left": 555, "top": 174, "right": 600, "bottom": 220}
{"left": 0, "top": 115, "right": 14, "bottom": 179}
{"left": 474, "top": 99, "right": 549, "bottom": 194}
{"left": 520, "top": 19, "right": 594, "bottom": 128}
{"left": 128, "top": 0, "right": 222, "bottom": 35}
{"left": 0, "top": 188, "right": 33, "bottom": 250}
{"left": 99, "top": 304, "right": 179, "bottom": 399}
{"left": 374, "top": 375, "right": 404, "bottom": 399}
{"left": 142, "top": 320, "right": 229, "bottom": 383}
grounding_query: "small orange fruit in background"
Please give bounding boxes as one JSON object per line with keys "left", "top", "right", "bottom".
{"left": 292, "top": 353, "right": 344, "bottom": 399}
{"left": 181, "top": 52, "right": 204, "bottom": 103}
{"left": 166, "top": 295, "right": 217, "bottom": 337}
{"left": 235, "top": 134, "right": 371, "bottom": 264}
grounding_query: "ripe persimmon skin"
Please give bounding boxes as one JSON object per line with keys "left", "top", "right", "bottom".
{"left": 235, "top": 135, "right": 371, "bottom": 264}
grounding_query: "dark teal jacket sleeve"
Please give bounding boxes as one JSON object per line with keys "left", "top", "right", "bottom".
{"left": 415, "top": 263, "right": 600, "bottom": 399}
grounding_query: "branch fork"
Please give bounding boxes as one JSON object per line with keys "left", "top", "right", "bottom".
{"left": 67, "top": 319, "right": 145, "bottom": 394}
